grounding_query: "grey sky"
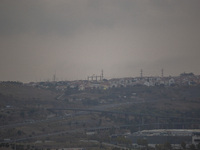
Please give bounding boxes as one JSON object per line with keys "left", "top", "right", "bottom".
{"left": 0, "top": 0, "right": 200, "bottom": 82}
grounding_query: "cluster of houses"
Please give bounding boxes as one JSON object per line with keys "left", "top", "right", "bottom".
{"left": 27, "top": 73, "right": 200, "bottom": 91}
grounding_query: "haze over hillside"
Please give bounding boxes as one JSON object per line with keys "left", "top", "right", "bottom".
{"left": 0, "top": 0, "right": 200, "bottom": 82}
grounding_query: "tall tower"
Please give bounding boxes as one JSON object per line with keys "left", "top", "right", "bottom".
{"left": 101, "top": 69, "right": 104, "bottom": 80}
{"left": 161, "top": 68, "right": 164, "bottom": 78}
{"left": 53, "top": 71, "right": 56, "bottom": 82}
{"left": 140, "top": 69, "right": 143, "bottom": 78}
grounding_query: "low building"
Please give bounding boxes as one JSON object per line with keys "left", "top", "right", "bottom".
{"left": 128, "top": 129, "right": 200, "bottom": 149}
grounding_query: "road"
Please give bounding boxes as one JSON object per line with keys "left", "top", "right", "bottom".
{"left": 0, "top": 128, "right": 84, "bottom": 143}
{"left": 0, "top": 101, "right": 136, "bottom": 129}
{"left": 80, "top": 140, "right": 131, "bottom": 150}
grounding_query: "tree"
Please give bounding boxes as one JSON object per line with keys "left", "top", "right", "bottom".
{"left": 137, "top": 138, "right": 148, "bottom": 147}
{"left": 17, "top": 130, "right": 23, "bottom": 136}
{"left": 20, "top": 111, "right": 25, "bottom": 118}
{"left": 164, "top": 142, "right": 172, "bottom": 150}
{"left": 181, "top": 141, "right": 186, "bottom": 150}
{"left": 116, "top": 136, "right": 132, "bottom": 146}
{"left": 155, "top": 144, "right": 163, "bottom": 150}
{"left": 112, "top": 148, "right": 120, "bottom": 150}
{"left": 197, "top": 143, "right": 200, "bottom": 150}
{"left": 189, "top": 144, "right": 195, "bottom": 150}
{"left": 5, "top": 143, "right": 9, "bottom": 148}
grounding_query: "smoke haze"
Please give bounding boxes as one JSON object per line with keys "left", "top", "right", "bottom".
{"left": 0, "top": 0, "right": 200, "bottom": 82}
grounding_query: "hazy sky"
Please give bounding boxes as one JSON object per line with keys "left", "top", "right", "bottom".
{"left": 1, "top": 0, "right": 200, "bottom": 82}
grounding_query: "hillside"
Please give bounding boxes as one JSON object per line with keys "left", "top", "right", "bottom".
{"left": 0, "top": 82, "right": 200, "bottom": 149}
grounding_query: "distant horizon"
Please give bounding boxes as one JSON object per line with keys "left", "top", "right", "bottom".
{"left": 0, "top": 70, "right": 198, "bottom": 83}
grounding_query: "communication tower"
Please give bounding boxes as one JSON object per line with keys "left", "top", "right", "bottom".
{"left": 140, "top": 69, "right": 143, "bottom": 78}
{"left": 161, "top": 68, "right": 164, "bottom": 78}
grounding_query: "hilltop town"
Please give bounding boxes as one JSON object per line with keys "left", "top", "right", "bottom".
{"left": 27, "top": 72, "right": 200, "bottom": 91}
